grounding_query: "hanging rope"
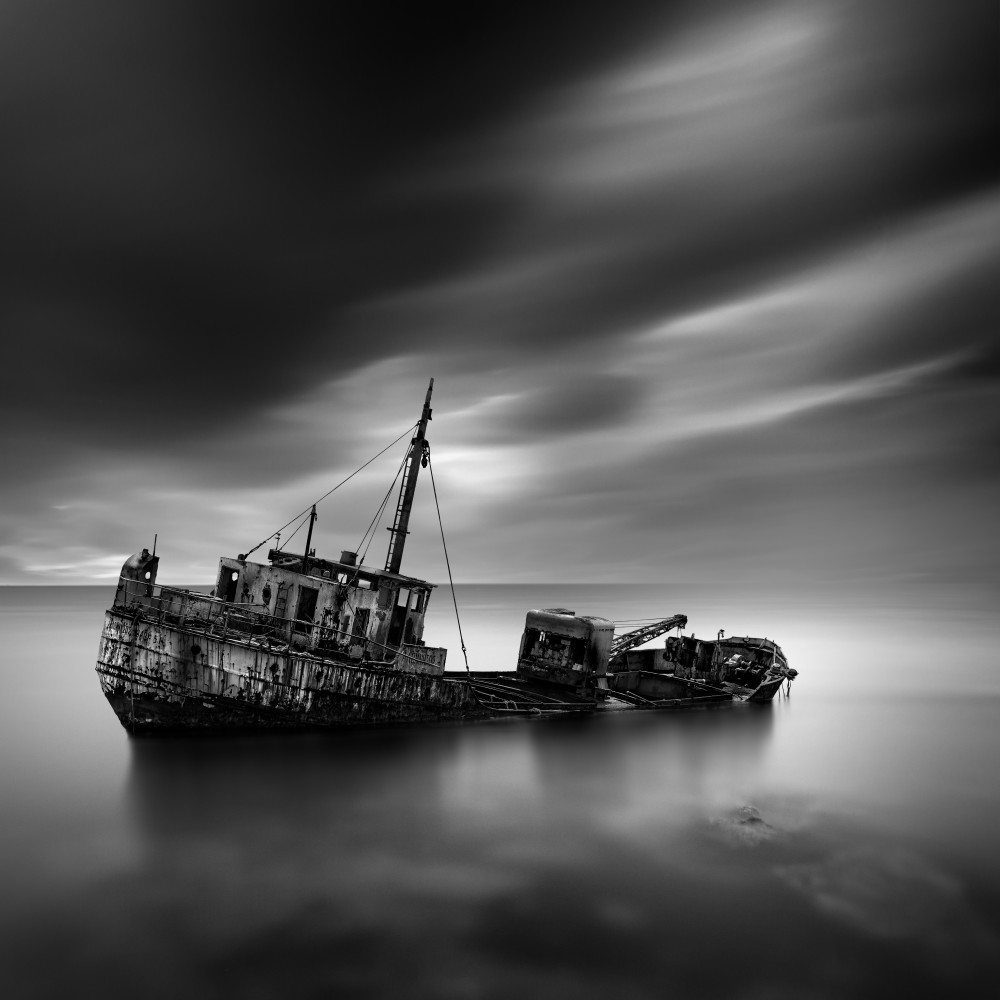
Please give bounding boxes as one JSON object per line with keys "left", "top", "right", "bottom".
{"left": 427, "top": 450, "right": 470, "bottom": 675}
{"left": 243, "top": 421, "right": 419, "bottom": 558}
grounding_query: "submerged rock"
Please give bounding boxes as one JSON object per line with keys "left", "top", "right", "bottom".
{"left": 711, "top": 804, "right": 778, "bottom": 847}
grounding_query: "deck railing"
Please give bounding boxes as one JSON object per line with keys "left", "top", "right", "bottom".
{"left": 112, "top": 581, "right": 445, "bottom": 670}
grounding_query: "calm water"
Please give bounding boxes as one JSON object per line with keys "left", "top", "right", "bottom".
{"left": 1, "top": 584, "right": 998, "bottom": 998}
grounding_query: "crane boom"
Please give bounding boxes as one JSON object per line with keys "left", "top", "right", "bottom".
{"left": 609, "top": 614, "right": 688, "bottom": 657}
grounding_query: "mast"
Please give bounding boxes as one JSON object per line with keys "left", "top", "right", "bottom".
{"left": 385, "top": 379, "right": 433, "bottom": 575}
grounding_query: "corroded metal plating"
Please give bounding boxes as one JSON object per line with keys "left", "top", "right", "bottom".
{"left": 96, "top": 606, "right": 482, "bottom": 734}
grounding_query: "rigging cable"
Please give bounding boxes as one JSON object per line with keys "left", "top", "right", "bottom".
{"left": 339, "top": 447, "right": 412, "bottom": 628}
{"left": 427, "top": 450, "right": 470, "bottom": 675}
{"left": 355, "top": 447, "right": 411, "bottom": 564}
{"left": 276, "top": 510, "right": 312, "bottom": 551}
{"left": 243, "top": 421, "right": 419, "bottom": 558}
{"left": 612, "top": 618, "right": 682, "bottom": 626}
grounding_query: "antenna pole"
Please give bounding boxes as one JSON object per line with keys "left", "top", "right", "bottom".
{"left": 302, "top": 504, "right": 317, "bottom": 574}
{"left": 385, "top": 379, "right": 434, "bottom": 575}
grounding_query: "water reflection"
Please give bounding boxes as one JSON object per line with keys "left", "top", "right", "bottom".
{"left": 4, "top": 587, "right": 999, "bottom": 998}
{"left": 124, "top": 707, "right": 778, "bottom": 855}
{"left": 110, "top": 711, "right": 785, "bottom": 996}
{"left": 2, "top": 704, "right": 994, "bottom": 999}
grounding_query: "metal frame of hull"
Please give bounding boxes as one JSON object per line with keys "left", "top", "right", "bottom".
{"left": 95, "top": 608, "right": 792, "bottom": 735}
{"left": 742, "top": 674, "right": 787, "bottom": 703}
{"left": 101, "top": 686, "right": 482, "bottom": 735}
{"left": 96, "top": 609, "right": 483, "bottom": 734}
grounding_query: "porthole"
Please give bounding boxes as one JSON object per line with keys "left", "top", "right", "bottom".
{"left": 144, "top": 571, "right": 151, "bottom": 580}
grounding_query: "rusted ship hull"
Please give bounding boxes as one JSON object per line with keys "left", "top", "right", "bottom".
{"left": 603, "top": 669, "right": 735, "bottom": 708}
{"left": 94, "top": 580, "right": 795, "bottom": 735}
{"left": 742, "top": 673, "right": 786, "bottom": 703}
{"left": 94, "top": 602, "right": 790, "bottom": 734}
{"left": 605, "top": 635, "right": 794, "bottom": 706}
{"left": 96, "top": 608, "right": 484, "bottom": 735}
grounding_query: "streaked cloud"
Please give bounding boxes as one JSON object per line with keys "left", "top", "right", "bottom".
{"left": 658, "top": 354, "right": 970, "bottom": 443}
{"left": 22, "top": 552, "right": 133, "bottom": 581}
{"left": 0, "top": 0, "right": 995, "bottom": 589}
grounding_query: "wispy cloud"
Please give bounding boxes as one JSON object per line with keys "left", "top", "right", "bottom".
{"left": 662, "top": 354, "right": 969, "bottom": 443}
{"left": 22, "top": 551, "right": 132, "bottom": 581}
{"left": 0, "top": 1, "right": 994, "bottom": 586}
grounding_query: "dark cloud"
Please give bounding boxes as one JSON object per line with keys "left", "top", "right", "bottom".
{"left": 1, "top": 0, "right": 997, "bottom": 582}
{"left": 0, "top": 1, "right": 675, "bottom": 444}
{"left": 454, "top": 374, "right": 649, "bottom": 445}
{"left": 4, "top": 0, "right": 994, "bottom": 430}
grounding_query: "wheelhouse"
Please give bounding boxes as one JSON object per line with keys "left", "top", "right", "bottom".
{"left": 212, "top": 547, "right": 440, "bottom": 666}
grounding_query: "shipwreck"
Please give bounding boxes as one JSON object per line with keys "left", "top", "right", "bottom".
{"left": 95, "top": 380, "right": 796, "bottom": 734}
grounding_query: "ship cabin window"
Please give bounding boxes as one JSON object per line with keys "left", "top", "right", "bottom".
{"left": 352, "top": 608, "right": 370, "bottom": 638}
{"left": 396, "top": 587, "right": 410, "bottom": 608}
{"left": 412, "top": 591, "right": 424, "bottom": 614}
{"left": 294, "top": 587, "right": 319, "bottom": 632}
{"left": 520, "top": 629, "right": 584, "bottom": 666}
{"left": 219, "top": 567, "right": 239, "bottom": 603}
{"left": 522, "top": 628, "right": 540, "bottom": 658}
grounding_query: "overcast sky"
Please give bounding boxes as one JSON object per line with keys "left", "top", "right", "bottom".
{"left": 1, "top": 0, "right": 996, "bottom": 591}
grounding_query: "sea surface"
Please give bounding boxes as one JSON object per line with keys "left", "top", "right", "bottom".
{"left": 1, "top": 583, "right": 998, "bottom": 998}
